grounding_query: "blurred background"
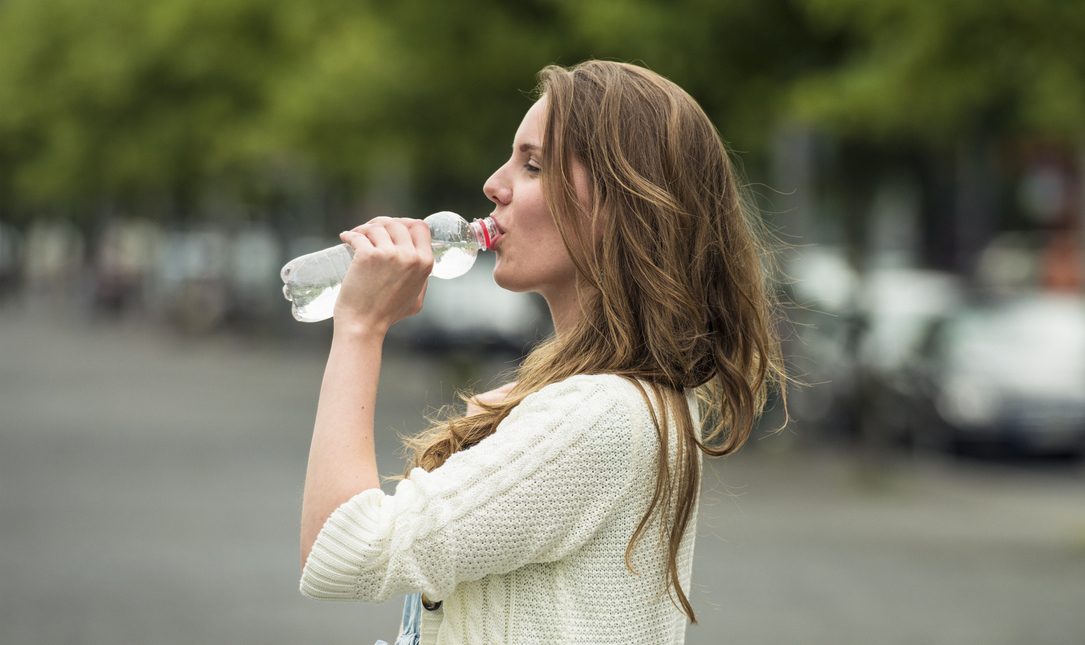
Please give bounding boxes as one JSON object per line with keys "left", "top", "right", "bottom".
{"left": 2, "top": 0, "right": 1084, "bottom": 643}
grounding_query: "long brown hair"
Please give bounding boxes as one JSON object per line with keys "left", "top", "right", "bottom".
{"left": 407, "top": 60, "right": 786, "bottom": 622}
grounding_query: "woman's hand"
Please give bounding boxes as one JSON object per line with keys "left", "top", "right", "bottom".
{"left": 467, "top": 381, "right": 518, "bottom": 416}
{"left": 335, "top": 217, "right": 434, "bottom": 334}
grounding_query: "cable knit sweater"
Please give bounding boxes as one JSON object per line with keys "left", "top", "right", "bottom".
{"left": 300, "top": 374, "right": 700, "bottom": 645}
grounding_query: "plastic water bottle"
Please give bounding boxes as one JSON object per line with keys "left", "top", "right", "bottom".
{"left": 280, "top": 211, "right": 498, "bottom": 323}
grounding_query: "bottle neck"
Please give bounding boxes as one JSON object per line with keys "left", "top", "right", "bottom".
{"left": 469, "top": 217, "right": 498, "bottom": 251}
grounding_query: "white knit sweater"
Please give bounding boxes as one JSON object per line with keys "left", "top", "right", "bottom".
{"left": 300, "top": 374, "right": 700, "bottom": 645}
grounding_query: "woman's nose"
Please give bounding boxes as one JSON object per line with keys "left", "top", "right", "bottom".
{"left": 484, "top": 167, "right": 512, "bottom": 205}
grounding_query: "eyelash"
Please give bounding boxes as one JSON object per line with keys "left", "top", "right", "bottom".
{"left": 523, "top": 162, "right": 541, "bottom": 175}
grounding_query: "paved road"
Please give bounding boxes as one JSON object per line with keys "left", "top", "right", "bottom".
{"left": 2, "top": 305, "right": 1084, "bottom": 644}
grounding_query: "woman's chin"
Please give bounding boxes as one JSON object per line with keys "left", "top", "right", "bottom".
{"left": 491, "top": 265, "right": 532, "bottom": 294}
{"left": 492, "top": 275, "right": 523, "bottom": 293}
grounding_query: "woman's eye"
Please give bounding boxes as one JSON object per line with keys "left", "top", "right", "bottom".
{"left": 523, "top": 162, "right": 541, "bottom": 175}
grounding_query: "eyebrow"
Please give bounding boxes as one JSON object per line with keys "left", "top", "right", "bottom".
{"left": 518, "top": 143, "right": 541, "bottom": 154}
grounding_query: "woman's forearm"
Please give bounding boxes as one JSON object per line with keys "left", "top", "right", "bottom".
{"left": 300, "top": 320, "right": 386, "bottom": 568}
{"left": 299, "top": 217, "right": 433, "bottom": 569}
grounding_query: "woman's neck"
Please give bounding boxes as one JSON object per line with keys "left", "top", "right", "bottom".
{"left": 543, "top": 282, "right": 597, "bottom": 340}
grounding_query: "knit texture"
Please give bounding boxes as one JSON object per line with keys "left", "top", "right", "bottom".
{"left": 301, "top": 374, "right": 700, "bottom": 645}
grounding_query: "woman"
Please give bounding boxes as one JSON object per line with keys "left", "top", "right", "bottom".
{"left": 299, "top": 60, "right": 786, "bottom": 644}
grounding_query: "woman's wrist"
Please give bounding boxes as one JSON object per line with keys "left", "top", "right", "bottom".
{"left": 331, "top": 315, "right": 389, "bottom": 345}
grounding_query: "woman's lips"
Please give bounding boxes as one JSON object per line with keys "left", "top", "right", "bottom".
{"left": 490, "top": 216, "right": 506, "bottom": 246}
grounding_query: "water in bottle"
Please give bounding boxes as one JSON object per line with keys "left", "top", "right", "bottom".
{"left": 280, "top": 211, "right": 497, "bottom": 322}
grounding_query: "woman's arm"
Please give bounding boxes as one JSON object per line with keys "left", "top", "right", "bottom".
{"left": 300, "top": 375, "right": 650, "bottom": 603}
{"left": 299, "top": 325, "right": 383, "bottom": 568}
{"left": 300, "top": 217, "right": 433, "bottom": 569}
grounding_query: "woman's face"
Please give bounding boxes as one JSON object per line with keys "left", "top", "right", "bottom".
{"left": 483, "top": 97, "right": 593, "bottom": 317}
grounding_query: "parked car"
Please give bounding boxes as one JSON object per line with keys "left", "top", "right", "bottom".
{"left": 900, "top": 293, "right": 1085, "bottom": 457}
{"left": 783, "top": 254, "right": 965, "bottom": 445}
{"left": 857, "top": 268, "right": 966, "bottom": 446}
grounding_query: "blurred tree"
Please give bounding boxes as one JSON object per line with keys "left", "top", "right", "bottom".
{"left": 0, "top": 0, "right": 571, "bottom": 221}
{"left": 263, "top": 0, "right": 564, "bottom": 214}
{"left": 544, "top": 0, "right": 839, "bottom": 163}
{"left": 2, "top": 0, "right": 837, "bottom": 223}
{"left": 2, "top": 0, "right": 838, "bottom": 223}
{"left": 789, "top": 0, "right": 1085, "bottom": 141}
{"left": 0, "top": 0, "right": 312, "bottom": 220}
{"left": 781, "top": 0, "right": 1085, "bottom": 273}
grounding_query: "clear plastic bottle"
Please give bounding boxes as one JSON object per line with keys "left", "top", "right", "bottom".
{"left": 280, "top": 211, "right": 498, "bottom": 323}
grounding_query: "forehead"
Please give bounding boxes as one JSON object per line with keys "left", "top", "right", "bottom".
{"left": 514, "top": 97, "right": 548, "bottom": 147}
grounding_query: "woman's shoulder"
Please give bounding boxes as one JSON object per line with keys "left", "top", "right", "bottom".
{"left": 424, "top": 375, "right": 652, "bottom": 486}
{"left": 525, "top": 374, "right": 687, "bottom": 411}
{"left": 519, "top": 373, "right": 645, "bottom": 411}
{"left": 488, "top": 374, "right": 656, "bottom": 467}
{"left": 511, "top": 375, "right": 699, "bottom": 442}
{"left": 502, "top": 374, "right": 658, "bottom": 439}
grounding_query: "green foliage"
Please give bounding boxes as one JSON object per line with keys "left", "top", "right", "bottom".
{"left": 2, "top": 0, "right": 1081, "bottom": 219}
{"left": 546, "top": 0, "right": 832, "bottom": 154}
{"left": 0, "top": 0, "right": 570, "bottom": 216}
{"left": 790, "top": 0, "right": 1085, "bottom": 143}
{"left": 0, "top": 0, "right": 309, "bottom": 208}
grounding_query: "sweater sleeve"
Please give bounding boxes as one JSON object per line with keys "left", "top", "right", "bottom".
{"left": 299, "top": 374, "right": 648, "bottom": 603}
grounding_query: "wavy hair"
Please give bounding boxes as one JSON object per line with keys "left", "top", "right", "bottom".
{"left": 406, "top": 60, "right": 787, "bottom": 622}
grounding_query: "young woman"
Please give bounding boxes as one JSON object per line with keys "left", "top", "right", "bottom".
{"left": 298, "top": 60, "right": 786, "bottom": 644}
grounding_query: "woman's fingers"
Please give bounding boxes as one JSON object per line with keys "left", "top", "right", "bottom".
{"left": 346, "top": 218, "right": 430, "bottom": 261}
{"left": 333, "top": 217, "right": 435, "bottom": 330}
{"left": 359, "top": 222, "right": 395, "bottom": 256}
{"left": 382, "top": 218, "right": 414, "bottom": 247}
{"left": 339, "top": 230, "right": 372, "bottom": 254}
{"left": 405, "top": 219, "right": 434, "bottom": 253}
